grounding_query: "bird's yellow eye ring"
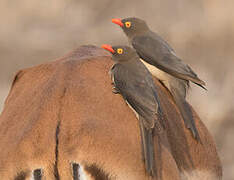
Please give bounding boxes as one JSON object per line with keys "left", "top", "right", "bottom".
{"left": 125, "top": 22, "right": 131, "bottom": 28}
{"left": 117, "top": 48, "right": 123, "bottom": 54}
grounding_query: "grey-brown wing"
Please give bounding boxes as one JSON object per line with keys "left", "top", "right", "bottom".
{"left": 111, "top": 63, "right": 160, "bottom": 129}
{"left": 132, "top": 34, "right": 206, "bottom": 86}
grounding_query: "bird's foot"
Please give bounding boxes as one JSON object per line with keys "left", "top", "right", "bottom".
{"left": 112, "top": 87, "right": 120, "bottom": 94}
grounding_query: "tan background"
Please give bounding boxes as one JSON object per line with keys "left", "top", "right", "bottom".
{"left": 0, "top": 0, "right": 233, "bottom": 179}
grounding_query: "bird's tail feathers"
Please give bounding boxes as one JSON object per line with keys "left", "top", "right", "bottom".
{"left": 139, "top": 117, "right": 157, "bottom": 177}
{"left": 172, "top": 90, "right": 201, "bottom": 142}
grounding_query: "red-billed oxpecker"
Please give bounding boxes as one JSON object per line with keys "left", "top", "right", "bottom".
{"left": 112, "top": 17, "right": 206, "bottom": 141}
{"left": 102, "top": 44, "right": 164, "bottom": 177}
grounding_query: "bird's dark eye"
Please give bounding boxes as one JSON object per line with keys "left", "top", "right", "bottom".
{"left": 117, "top": 48, "right": 123, "bottom": 54}
{"left": 125, "top": 21, "right": 131, "bottom": 28}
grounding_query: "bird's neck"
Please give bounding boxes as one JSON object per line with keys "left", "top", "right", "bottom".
{"left": 127, "top": 30, "right": 150, "bottom": 40}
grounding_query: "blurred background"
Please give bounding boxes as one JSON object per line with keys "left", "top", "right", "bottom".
{"left": 0, "top": 0, "right": 233, "bottom": 179}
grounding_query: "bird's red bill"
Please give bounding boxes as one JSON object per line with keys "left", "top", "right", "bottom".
{"left": 101, "top": 44, "right": 115, "bottom": 53}
{"left": 112, "top": 18, "right": 124, "bottom": 27}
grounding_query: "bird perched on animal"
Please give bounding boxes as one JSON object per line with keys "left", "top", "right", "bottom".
{"left": 112, "top": 17, "right": 206, "bottom": 141}
{"left": 102, "top": 44, "right": 164, "bottom": 177}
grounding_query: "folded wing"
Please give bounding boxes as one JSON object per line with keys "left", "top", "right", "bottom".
{"left": 132, "top": 34, "right": 206, "bottom": 86}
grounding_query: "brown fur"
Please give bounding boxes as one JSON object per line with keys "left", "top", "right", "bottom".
{"left": 0, "top": 45, "right": 222, "bottom": 179}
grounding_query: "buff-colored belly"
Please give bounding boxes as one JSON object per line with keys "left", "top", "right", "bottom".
{"left": 140, "top": 59, "right": 171, "bottom": 90}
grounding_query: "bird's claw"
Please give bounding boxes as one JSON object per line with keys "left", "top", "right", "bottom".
{"left": 112, "top": 87, "right": 120, "bottom": 94}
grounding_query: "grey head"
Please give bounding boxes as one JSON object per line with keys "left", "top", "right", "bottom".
{"left": 101, "top": 44, "right": 139, "bottom": 63}
{"left": 112, "top": 17, "right": 150, "bottom": 38}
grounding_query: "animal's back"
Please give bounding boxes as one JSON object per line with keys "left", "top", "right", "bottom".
{"left": 0, "top": 46, "right": 221, "bottom": 180}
